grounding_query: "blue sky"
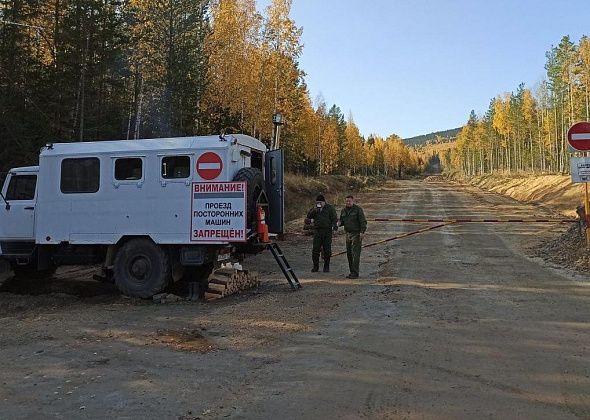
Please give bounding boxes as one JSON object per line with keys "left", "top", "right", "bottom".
{"left": 257, "top": 0, "right": 590, "bottom": 138}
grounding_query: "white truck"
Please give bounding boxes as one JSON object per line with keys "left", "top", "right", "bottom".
{"left": 0, "top": 134, "right": 287, "bottom": 298}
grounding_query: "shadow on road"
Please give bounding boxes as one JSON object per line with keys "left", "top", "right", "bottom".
{"left": 0, "top": 266, "right": 119, "bottom": 300}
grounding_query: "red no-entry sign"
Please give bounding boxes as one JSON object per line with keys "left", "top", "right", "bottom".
{"left": 567, "top": 122, "right": 590, "bottom": 151}
{"left": 196, "top": 152, "right": 223, "bottom": 180}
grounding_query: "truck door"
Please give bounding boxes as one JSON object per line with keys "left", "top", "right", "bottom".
{"left": 264, "top": 149, "right": 284, "bottom": 234}
{"left": 0, "top": 172, "right": 37, "bottom": 241}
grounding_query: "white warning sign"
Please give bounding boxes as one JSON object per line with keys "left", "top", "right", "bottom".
{"left": 191, "top": 182, "right": 247, "bottom": 242}
{"left": 571, "top": 157, "right": 590, "bottom": 183}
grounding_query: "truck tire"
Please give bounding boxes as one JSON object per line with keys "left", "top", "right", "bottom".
{"left": 113, "top": 238, "right": 171, "bottom": 298}
{"left": 233, "top": 167, "right": 264, "bottom": 227}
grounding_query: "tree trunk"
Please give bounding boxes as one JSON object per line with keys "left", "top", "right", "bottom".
{"left": 134, "top": 72, "right": 143, "bottom": 140}
{"left": 78, "top": 35, "right": 89, "bottom": 142}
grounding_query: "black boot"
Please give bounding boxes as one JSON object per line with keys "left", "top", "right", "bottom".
{"left": 323, "top": 259, "right": 330, "bottom": 273}
{"left": 312, "top": 256, "right": 319, "bottom": 272}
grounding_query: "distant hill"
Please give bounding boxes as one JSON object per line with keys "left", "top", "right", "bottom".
{"left": 403, "top": 127, "right": 462, "bottom": 147}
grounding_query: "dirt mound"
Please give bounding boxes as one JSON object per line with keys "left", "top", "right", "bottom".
{"left": 450, "top": 173, "right": 581, "bottom": 217}
{"left": 444, "top": 172, "right": 588, "bottom": 273}
{"left": 284, "top": 174, "right": 380, "bottom": 221}
{"left": 533, "top": 222, "right": 590, "bottom": 273}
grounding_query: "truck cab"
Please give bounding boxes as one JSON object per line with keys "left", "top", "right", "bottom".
{"left": 0, "top": 166, "right": 39, "bottom": 263}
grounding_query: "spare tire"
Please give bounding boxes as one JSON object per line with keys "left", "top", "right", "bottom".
{"left": 233, "top": 167, "right": 264, "bottom": 228}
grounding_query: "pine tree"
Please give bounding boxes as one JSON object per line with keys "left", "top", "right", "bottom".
{"left": 129, "top": 0, "right": 210, "bottom": 138}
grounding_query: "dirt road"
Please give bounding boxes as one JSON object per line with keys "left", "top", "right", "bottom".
{"left": 1, "top": 180, "right": 589, "bottom": 419}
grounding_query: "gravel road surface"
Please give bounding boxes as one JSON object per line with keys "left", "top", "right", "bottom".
{"left": 1, "top": 180, "right": 588, "bottom": 419}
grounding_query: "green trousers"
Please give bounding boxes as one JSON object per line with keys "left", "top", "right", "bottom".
{"left": 312, "top": 228, "right": 333, "bottom": 265}
{"left": 346, "top": 232, "right": 362, "bottom": 276}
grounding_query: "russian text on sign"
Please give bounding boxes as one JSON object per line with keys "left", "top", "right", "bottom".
{"left": 191, "top": 182, "right": 247, "bottom": 242}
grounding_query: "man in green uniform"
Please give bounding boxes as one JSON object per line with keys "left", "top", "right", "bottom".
{"left": 307, "top": 194, "right": 338, "bottom": 273}
{"left": 339, "top": 195, "right": 367, "bottom": 279}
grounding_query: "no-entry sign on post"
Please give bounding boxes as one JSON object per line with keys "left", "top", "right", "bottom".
{"left": 196, "top": 152, "right": 223, "bottom": 180}
{"left": 567, "top": 122, "right": 590, "bottom": 151}
{"left": 568, "top": 121, "right": 590, "bottom": 247}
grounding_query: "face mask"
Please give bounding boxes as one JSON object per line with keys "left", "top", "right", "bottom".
{"left": 316, "top": 203, "right": 322, "bottom": 208}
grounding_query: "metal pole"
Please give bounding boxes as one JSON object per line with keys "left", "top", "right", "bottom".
{"left": 585, "top": 182, "right": 590, "bottom": 247}
{"left": 270, "top": 124, "right": 276, "bottom": 150}
{"left": 275, "top": 124, "right": 281, "bottom": 149}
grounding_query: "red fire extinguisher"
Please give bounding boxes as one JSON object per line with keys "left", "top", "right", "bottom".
{"left": 257, "top": 206, "right": 270, "bottom": 243}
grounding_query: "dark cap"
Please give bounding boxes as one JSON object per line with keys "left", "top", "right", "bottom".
{"left": 316, "top": 194, "right": 326, "bottom": 202}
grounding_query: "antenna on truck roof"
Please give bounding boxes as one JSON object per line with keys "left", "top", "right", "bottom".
{"left": 220, "top": 127, "right": 239, "bottom": 139}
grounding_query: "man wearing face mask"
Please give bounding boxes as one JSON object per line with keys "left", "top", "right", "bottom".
{"left": 307, "top": 194, "right": 338, "bottom": 273}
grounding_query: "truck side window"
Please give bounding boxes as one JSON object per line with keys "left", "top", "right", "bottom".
{"left": 115, "top": 158, "right": 143, "bottom": 181}
{"left": 6, "top": 175, "right": 37, "bottom": 200}
{"left": 251, "top": 150, "right": 263, "bottom": 170}
{"left": 162, "top": 156, "right": 190, "bottom": 179}
{"left": 61, "top": 158, "right": 100, "bottom": 194}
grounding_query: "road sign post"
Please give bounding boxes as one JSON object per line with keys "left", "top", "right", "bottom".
{"left": 585, "top": 182, "right": 590, "bottom": 247}
{"left": 567, "top": 122, "right": 590, "bottom": 247}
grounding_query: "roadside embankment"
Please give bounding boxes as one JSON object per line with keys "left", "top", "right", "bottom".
{"left": 444, "top": 172, "right": 589, "bottom": 274}
{"left": 284, "top": 174, "right": 381, "bottom": 221}
{"left": 448, "top": 173, "right": 582, "bottom": 217}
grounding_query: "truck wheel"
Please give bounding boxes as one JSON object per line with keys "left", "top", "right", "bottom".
{"left": 113, "top": 239, "right": 171, "bottom": 298}
{"left": 11, "top": 263, "right": 56, "bottom": 280}
{"left": 233, "top": 167, "right": 264, "bottom": 227}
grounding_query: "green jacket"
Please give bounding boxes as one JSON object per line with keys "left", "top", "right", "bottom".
{"left": 340, "top": 204, "right": 367, "bottom": 234}
{"left": 307, "top": 204, "right": 338, "bottom": 230}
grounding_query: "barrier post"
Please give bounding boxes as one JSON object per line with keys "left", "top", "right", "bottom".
{"left": 585, "top": 182, "right": 590, "bottom": 247}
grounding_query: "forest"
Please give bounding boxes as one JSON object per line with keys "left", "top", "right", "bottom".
{"left": 404, "top": 127, "right": 460, "bottom": 147}
{"left": 0, "top": 0, "right": 421, "bottom": 177}
{"left": 448, "top": 35, "right": 590, "bottom": 176}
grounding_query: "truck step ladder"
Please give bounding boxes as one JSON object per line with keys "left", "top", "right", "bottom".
{"left": 267, "top": 242, "right": 301, "bottom": 290}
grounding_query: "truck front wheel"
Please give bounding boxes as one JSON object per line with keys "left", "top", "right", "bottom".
{"left": 113, "top": 239, "right": 171, "bottom": 298}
